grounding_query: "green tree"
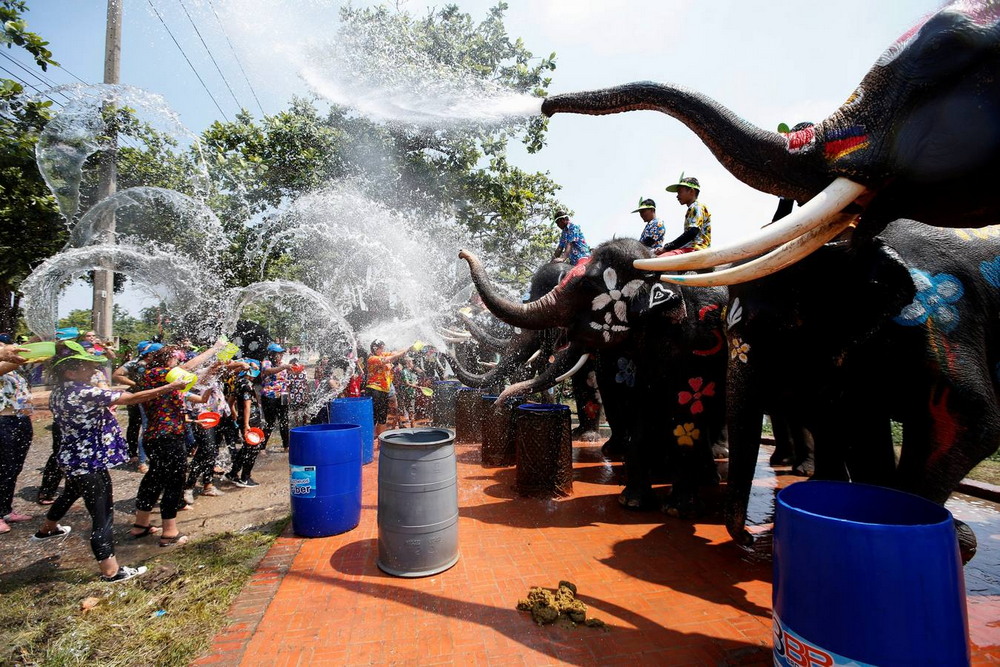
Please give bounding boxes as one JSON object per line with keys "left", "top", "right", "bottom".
{"left": 0, "top": 0, "right": 66, "bottom": 333}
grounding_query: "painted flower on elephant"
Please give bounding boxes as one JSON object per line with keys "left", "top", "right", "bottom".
{"left": 979, "top": 256, "right": 1000, "bottom": 288}
{"left": 678, "top": 377, "right": 715, "bottom": 415}
{"left": 730, "top": 336, "right": 750, "bottom": 363}
{"left": 673, "top": 422, "right": 700, "bottom": 447}
{"left": 615, "top": 357, "right": 636, "bottom": 387}
{"left": 590, "top": 267, "right": 644, "bottom": 341}
{"left": 893, "top": 269, "right": 964, "bottom": 334}
{"left": 726, "top": 297, "right": 743, "bottom": 329}
{"left": 582, "top": 400, "right": 601, "bottom": 419}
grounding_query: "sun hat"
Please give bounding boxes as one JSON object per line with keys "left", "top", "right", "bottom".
{"left": 240, "top": 359, "right": 261, "bottom": 378}
{"left": 552, "top": 210, "right": 570, "bottom": 223}
{"left": 631, "top": 198, "right": 656, "bottom": 213}
{"left": 266, "top": 342, "right": 285, "bottom": 353}
{"left": 51, "top": 340, "right": 107, "bottom": 367}
{"left": 665, "top": 173, "right": 701, "bottom": 193}
{"left": 55, "top": 327, "right": 80, "bottom": 341}
{"left": 139, "top": 342, "right": 163, "bottom": 357}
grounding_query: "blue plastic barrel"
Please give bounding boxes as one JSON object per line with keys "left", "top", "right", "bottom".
{"left": 773, "top": 481, "right": 969, "bottom": 667}
{"left": 329, "top": 396, "right": 374, "bottom": 464}
{"left": 288, "top": 423, "right": 362, "bottom": 537}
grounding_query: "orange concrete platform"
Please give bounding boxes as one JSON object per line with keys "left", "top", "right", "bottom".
{"left": 197, "top": 440, "right": 1000, "bottom": 666}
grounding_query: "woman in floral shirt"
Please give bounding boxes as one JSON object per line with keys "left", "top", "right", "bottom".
{"left": 0, "top": 346, "right": 33, "bottom": 534}
{"left": 34, "top": 342, "right": 187, "bottom": 582}
{"left": 133, "top": 341, "right": 225, "bottom": 547}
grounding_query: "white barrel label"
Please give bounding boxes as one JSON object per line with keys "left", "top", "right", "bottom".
{"left": 290, "top": 465, "right": 317, "bottom": 498}
{"left": 774, "top": 612, "right": 874, "bottom": 667}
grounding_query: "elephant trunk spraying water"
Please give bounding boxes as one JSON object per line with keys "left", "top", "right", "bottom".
{"left": 541, "top": 1, "right": 1000, "bottom": 284}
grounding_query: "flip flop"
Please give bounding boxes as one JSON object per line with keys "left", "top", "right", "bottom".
{"left": 129, "top": 524, "right": 161, "bottom": 539}
{"left": 159, "top": 533, "right": 189, "bottom": 548}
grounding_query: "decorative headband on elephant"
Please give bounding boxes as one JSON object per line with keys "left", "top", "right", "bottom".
{"left": 541, "top": 0, "right": 1000, "bottom": 286}
{"left": 460, "top": 239, "right": 729, "bottom": 516}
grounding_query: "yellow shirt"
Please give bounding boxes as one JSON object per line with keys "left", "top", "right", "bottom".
{"left": 366, "top": 355, "right": 393, "bottom": 393}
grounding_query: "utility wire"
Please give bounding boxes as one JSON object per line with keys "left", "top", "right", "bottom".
{"left": 147, "top": 0, "right": 230, "bottom": 122}
{"left": 206, "top": 0, "right": 265, "bottom": 116}
{"left": 0, "top": 51, "right": 76, "bottom": 103}
{"left": 177, "top": 0, "right": 243, "bottom": 110}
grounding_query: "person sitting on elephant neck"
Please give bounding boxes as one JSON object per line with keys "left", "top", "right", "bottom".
{"left": 631, "top": 197, "right": 666, "bottom": 253}
{"left": 551, "top": 210, "right": 591, "bottom": 266}
{"left": 658, "top": 174, "right": 711, "bottom": 256}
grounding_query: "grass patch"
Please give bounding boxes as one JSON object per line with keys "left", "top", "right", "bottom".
{"left": 1, "top": 519, "right": 286, "bottom": 666}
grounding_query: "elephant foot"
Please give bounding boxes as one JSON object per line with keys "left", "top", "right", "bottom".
{"left": 601, "top": 437, "right": 626, "bottom": 461}
{"left": 791, "top": 457, "right": 815, "bottom": 477}
{"left": 956, "top": 519, "right": 977, "bottom": 564}
{"left": 572, "top": 428, "right": 603, "bottom": 442}
{"left": 662, "top": 493, "right": 703, "bottom": 519}
{"left": 617, "top": 486, "right": 658, "bottom": 512}
{"left": 769, "top": 453, "right": 793, "bottom": 467}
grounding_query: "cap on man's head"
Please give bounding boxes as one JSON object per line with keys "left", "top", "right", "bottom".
{"left": 371, "top": 339, "right": 385, "bottom": 352}
{"left": 0, "top": 334, "right": 12, "bottom": 344}
{"left": 665, "top": 173, "right": 701, "bottom": 193}
{"left": 552, "top": 210, "right": 570, "bottom": 223}
{"left": 630, "top": 198, "right": 656, "bottom": 213}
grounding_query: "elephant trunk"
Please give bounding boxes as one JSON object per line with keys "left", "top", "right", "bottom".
{"left": 443, "top": 330, "right": 540, "bottom": 388}
{"left": 442, "top": 350, "right": 503, "bottom": 388}
{"left": 459, "top": 250, "right": 573, "bottom": 329}
{"left": 542, "top": 82, "right": 829, "bottom": 202}
{"left": 459, "top": 312, "right": 511, "bottom": 351}
{"left": 494, "top": 343, "right": 587, "bottom": 404}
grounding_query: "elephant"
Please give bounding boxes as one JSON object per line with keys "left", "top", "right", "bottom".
{"left": 445, "top": 261, "right": 606, "bottom": 440}
{"left": 460, "top": 239, "right": 729, "bottom": 514}
{"left": 540, "top": 0, "right": 1000, "bottom": 284}
{"left": 722, "top": 219, "right": 1000, "bottom": 562}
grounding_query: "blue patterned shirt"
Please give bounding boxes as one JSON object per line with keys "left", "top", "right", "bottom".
{"left": 639, "top": 217, "right": 666, "bottom": 252}
{"left": 50, "top": 381, "right": 126, "bottom": 475}
{"left": 555, "top": 222, "right": 591, "bottom": 266}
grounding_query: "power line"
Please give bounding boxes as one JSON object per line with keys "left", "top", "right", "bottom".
{"left": 177, "top": 0, "right": 243, "bottom": 111}
{"left": 206, "top": 0, "right": 265, "bottom": 117}
{"left": 147, "top": 0, "right": 230, "bottom": 122}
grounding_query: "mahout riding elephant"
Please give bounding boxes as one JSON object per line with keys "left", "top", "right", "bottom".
{"left": 540, "top": 0, "right": 1000, "bottom": 283}
{"left": 445, "top": 261, "right": 606, "bottom": 440}
{"left": 460, "top": 239, "right": 728, "bottom": 514}
{"left": 723, "top": 220, "right": 1000, "bottom": 562}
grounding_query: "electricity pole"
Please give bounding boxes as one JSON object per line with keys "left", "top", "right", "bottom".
{"left": 91, "top": 0, "right": 122, "bottom": 340}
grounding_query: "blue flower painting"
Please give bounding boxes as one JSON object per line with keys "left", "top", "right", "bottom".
{"left": 893, "top": 269, "right": 964, "bottom": 333}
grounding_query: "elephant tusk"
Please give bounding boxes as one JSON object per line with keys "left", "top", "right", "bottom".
{"left": 555, "top": 353, "right": 590, "bottom": 382}
{"left": 525, "top": 349, "right": 541, "bottom": 364}
{"left": 440, "top": 334, "right": 470, "bottom": 344}
{"left": 657, "top": 211, "right": 857, "bottom": 287}
{"left": 633, "top": 177, "right": 868, "bottom": 272}
{"left": 438, "top": 327, "right": 471, "bottom": 339}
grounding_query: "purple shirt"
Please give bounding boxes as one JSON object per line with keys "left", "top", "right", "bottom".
{"left": 49, "top": 381, "right": 126, "bottom": 475}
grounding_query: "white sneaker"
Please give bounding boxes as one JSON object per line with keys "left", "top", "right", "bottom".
{"left": 101, "top": 565, "right": 148, "bottom": 583}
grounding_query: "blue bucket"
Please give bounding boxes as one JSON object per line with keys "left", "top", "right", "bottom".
{"left": 288, "top": 423, "right": 362, "bottom": 537}
{"left": 329, "top": 396, "right": 374, "bottom": 464}
{"left": 773, "top": 481, "right": 969, "bottom": 667}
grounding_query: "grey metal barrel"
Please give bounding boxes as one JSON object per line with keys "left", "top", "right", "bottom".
{"left": 377, "top": 427, "right": 459, "bottom": 577}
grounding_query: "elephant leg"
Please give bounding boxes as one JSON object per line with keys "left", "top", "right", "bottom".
{"left": 724, "top": 363, "right": 765, "bottom": 546}
{"left": 595, "top": 354, "right": 628, "bottom": 461}
{"left": 570, "top": 363, "right": 603, "bottom": 442}
{"left": 768, "top": 412, "right": 795, "bottom": 466}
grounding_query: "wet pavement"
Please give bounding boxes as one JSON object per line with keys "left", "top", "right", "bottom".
{"left": 197, "top": 440, "right": 1000, "bottom": 665}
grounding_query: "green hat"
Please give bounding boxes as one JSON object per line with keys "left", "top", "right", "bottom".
{"left": 665, "top": 172, "right": 701, "bottom": 193}
{"left": 52, "top": 340, "right": 107, "bottom": 367}
{"left": 631, "top": 198, "right": 656, "bottom": 213}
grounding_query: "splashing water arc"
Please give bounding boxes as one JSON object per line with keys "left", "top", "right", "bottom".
{"left": 19, "top": 244, "right": 217, "bottom": 339}
{"left": 67, "top": 187, "right": 225, "bottom": 267}
{"left": 34, "top": 84, "right": 209, "bottom": 221}
{"left": 227, "top": 280, "right": 357, "bottom": 416}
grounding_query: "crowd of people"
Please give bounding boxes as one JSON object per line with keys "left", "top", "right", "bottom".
{"left": 0, "top": 329, "right": 453, "bottom": 583}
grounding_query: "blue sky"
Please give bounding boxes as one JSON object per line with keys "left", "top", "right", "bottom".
{"left": 16, "top": 0, "right": 941, "bottom": 315}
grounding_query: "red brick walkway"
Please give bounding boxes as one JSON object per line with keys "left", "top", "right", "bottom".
{"left": 196, "top": 440, "right": 1000, "bottom": 666}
